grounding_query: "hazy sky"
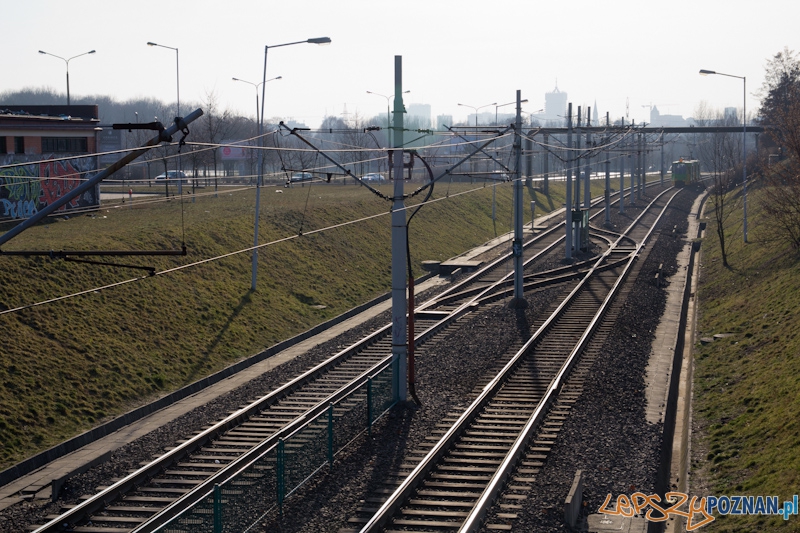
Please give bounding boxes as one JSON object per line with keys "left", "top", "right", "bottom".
{"left": 3, "top": 0, "right": 796, "bottom": 128}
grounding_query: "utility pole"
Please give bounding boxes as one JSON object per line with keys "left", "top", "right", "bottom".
{"left": 543, "top": 133, "right": 550, "bottom": 195}
{"left": 575, "top": 106, "right": 582, "bottom": 209}
{"left": 619, "top": 117, "right": 625, "bottom": 214}
{"left": 391, "top": 56, "right": 407, "bottom": 403}
{"left": 525, "top": 136, "right": 533, "bottom": 185}
{"left": 584, "top": 106, "right": 592, "bottom": 208}
{"left": 639, "top": 132, "right": 645, "bottom": 196}
{"left": 605, "top": 112, "right": 611, "bottom": 225}
{"left": 565, "top": 103, "right": 573, "bottom": 260}
{"left": 511, "top": 90, "right": 527, "bottom": 308}
{"left": 660, "top": 133, "right": 665, "bottom": 186}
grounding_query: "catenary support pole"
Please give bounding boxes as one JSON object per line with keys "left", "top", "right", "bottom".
{"left": 619, "top": 117, "right": 625, "bottom": 214}
{"left": 0, "top": 109, "right": 204, "bottom": 248}
{"left": 525, "top": 136, "right": 532, "bottom": 185}
{"left": 565, "top": 103, "right": 573, "bottom": 260}
{"left": 639, "top": 132, "right": 644, "bottom": 197}
{"left": 660, "top": 133, "right": 665, "bottom": 186}
{"left": 584, "top": 107, "right": 592, "bottom": 208}
{"left": 391, "top": 55, "right": 408, "bottom": 402}
{"left": 575, "top": 106, "right": 582, "bottom": 209}
{"left": 511, "top": 90, "right": 527, "bottom": 308}
{"left": 543, "top": 133, "right": 550, "bottom": 195}
{"left": 605, "top": 112, "right": 611, "bottom": 225}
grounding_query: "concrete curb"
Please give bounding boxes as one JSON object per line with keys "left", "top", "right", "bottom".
{"left": 0, "top": 275, "right": 432, "bottom": 491}
{"left": 652, "top": 190, "right": 709, "bottom": 532}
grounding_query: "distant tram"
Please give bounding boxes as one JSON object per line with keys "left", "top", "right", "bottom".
{"left": 671, "top": 159, "right": 700, "bottom": 186}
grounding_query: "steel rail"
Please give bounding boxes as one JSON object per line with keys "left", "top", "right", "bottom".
{"left": 30, "top": 178, "right": 668, "bottom": 533}
{"left": 32, "top": 202, "right": 570, "bottom": 533}
{"left": 30, "top": 325, "right": 390, "bottom": 533}
{"left": 358, "top": 186, "right": 681, "bottom": 533}
{"left": 128, "top": 223, "right": 592, "bottom": 532}
{"left": 131, "top": 357, "right": 394, "bottom": 533}
{"left": 458, "top": 186, "right": 682, "bottom": 532}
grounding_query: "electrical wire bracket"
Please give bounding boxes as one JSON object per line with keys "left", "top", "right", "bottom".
{"left": 0, "top": 108, "right": 204, "bottom": 265}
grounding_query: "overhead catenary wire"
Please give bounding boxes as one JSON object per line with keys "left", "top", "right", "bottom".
{"left": 1, "top": 115, "right": 679, "bottom": 314}
{"left": 0, "top": 180, "right": 509, "bottom": 316}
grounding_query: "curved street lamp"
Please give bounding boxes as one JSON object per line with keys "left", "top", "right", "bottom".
{"left": 458, "top": 102, "right": 496, "bottom": 127}
{"left": 495, "top": 99, "right": 528, "bottom": 125}
{"left": 233, "top": 76, "right": 283, "bottom": 121}
{"left": 38, "top": 49, "right": 96, "bottom": 106}
{"left": 148, "top": 41, "right": 183, "bottom": 196}
{"left": 699, "top": 68, "right": 748, "bottom": 242}
{"left": 367, "top": 89, "right": 410, "bottom": 146}
{"left": 147, "top": 42, "right": 180, "bottom": 118}
{"left": 251, "top": 37, "right": 332, "bottom": 291}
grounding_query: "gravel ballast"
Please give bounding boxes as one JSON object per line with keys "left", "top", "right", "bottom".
{"left": 0, "top": 183, "right": 702, "bottom": 533}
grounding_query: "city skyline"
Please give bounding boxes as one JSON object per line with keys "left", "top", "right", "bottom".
{"left": 2, "top": 0, "right": 796, "bottom": 128}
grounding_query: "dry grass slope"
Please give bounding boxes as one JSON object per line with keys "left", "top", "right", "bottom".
{"left": 692, "top": 183, "right": 800, "bottom": 532}
{"left": 0, "top": 179, "right": 578, "bottom": 470}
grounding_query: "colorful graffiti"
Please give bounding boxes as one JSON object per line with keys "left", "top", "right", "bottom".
{"left": 0, "top": 155, "right": 99, "bottom": 221}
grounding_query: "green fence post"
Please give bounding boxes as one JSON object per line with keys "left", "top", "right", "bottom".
{"left": 367, "top": 377, "right": 373, "bottom": 438}
{"left": 327, "top": 403, "right": 334, "bottom": 470}
{"left": 213, "top": 484, "right": 222, "bottom": 533}
{"left": 277, "top": 439, "right": 285, "bottom": 517}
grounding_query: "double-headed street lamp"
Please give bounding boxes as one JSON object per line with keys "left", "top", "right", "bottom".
{"left": 699, "top": 68, "right": 748, "bottom": 242}
{"left": 251, "top": 36, "right": 331, "bottom": 291}
{"left": 233, "top": 76, "right": 283, "bottom": 121}
{"left": 366, "top": 89, "right": 409, "bottom": 146}
{"left": 233, "top": 76, "right": 282, "bottom": 187}
{"left": 38, "top": 49, "right": 96, "bottom": 106}
{"left": 458, "top": 102, "right": 497, "bottom": 127}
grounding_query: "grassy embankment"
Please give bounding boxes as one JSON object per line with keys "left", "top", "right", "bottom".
{"left": 692, "top": 182, "right": 800, "bottom": 532}
{"left": 1, "top": 175, "right": 640, "bottom": 470}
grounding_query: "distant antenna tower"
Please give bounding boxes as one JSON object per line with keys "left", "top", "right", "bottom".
{"left": 341, "top": 103, "right": 350, "bottom": 124}
{"left": 626, "top": 97, "right": 629, "bottom": 119}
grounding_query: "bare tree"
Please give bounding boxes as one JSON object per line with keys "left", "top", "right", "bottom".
{"left": 198, "top": 89, "right": 240, "bottom": 190}
{"left": 695, "top": 104, "right": 743, "bottom": 267}
{"left": 758, "top": 48, "right": 800, "bottom": 249}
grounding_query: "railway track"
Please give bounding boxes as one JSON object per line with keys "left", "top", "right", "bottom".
{"left": 26, "top": 181, "right": 672, "bottom": 533}
{"left": 350, "top": 186, "right": 682, "bottom": 533}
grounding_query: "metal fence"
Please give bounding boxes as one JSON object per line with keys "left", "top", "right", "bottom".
{"left": 151, "top": 364, "right": 395, "bottom": 533}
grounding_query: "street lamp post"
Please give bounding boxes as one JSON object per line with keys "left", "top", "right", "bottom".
{"left": 251, "top": 36, "right": 331, "bottom": 291}
{"left": 233, "top": 76, "right": 282, "bottom": 184}
{"left": 148, "top": 42, "right": 182, "bottom": 196}
{"left": 495, "top": 99, "right": 528, "bottom": 125}
{"left": 699, "top": 69, "right": 748, "bottom": 242}
{"left": 38, "top": 49, "right": 96, "bottom": 106}
{"left": 367, "top": 90, "right": 409, "bottom": 148}
{"left": 147, "top": 42, "right": 180, "bottom": 118}
{"left": 233, "top": 76, "right": 283, "bottom": 122}
{"left": 458, "top": 102, "right": 497, "bottom": 128}
{"left": 458, "top": 102, "right": 496, "bottom": 179}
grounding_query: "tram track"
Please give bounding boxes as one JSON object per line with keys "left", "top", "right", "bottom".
{"left": 350, "top": 186, "right": 682, "bottom": 533}
{"left": 20, "top": 181, "right": 675, "bottom": 533}
{"left": 24, "top": 195, "right": 623, "bottom": 533}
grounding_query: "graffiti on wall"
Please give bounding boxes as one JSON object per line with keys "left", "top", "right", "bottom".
{"left": 0, "top": 155, "right": 99, "bottom": 221}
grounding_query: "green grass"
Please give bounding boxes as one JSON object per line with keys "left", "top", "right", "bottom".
{"left": 0, "top": 175, "right": 594, "bottom": 469}
{"left": 692, "top": 183, "right": 800, "bottom": 532}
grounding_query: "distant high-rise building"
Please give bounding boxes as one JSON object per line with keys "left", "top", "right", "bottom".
{"left": 407, "top": 103, "right": 431, "bottom": 129}
{"left": 436, "top": 114, "right": 453, "bottom": 131}
{"left": 724, "top": 107, "right": 738, "bottom": 122}
{"left": 649, "top": 106, "right": 689, "bottom": 127}
{"left": 544, "top": 84, "right": 567, "bottom": 126}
